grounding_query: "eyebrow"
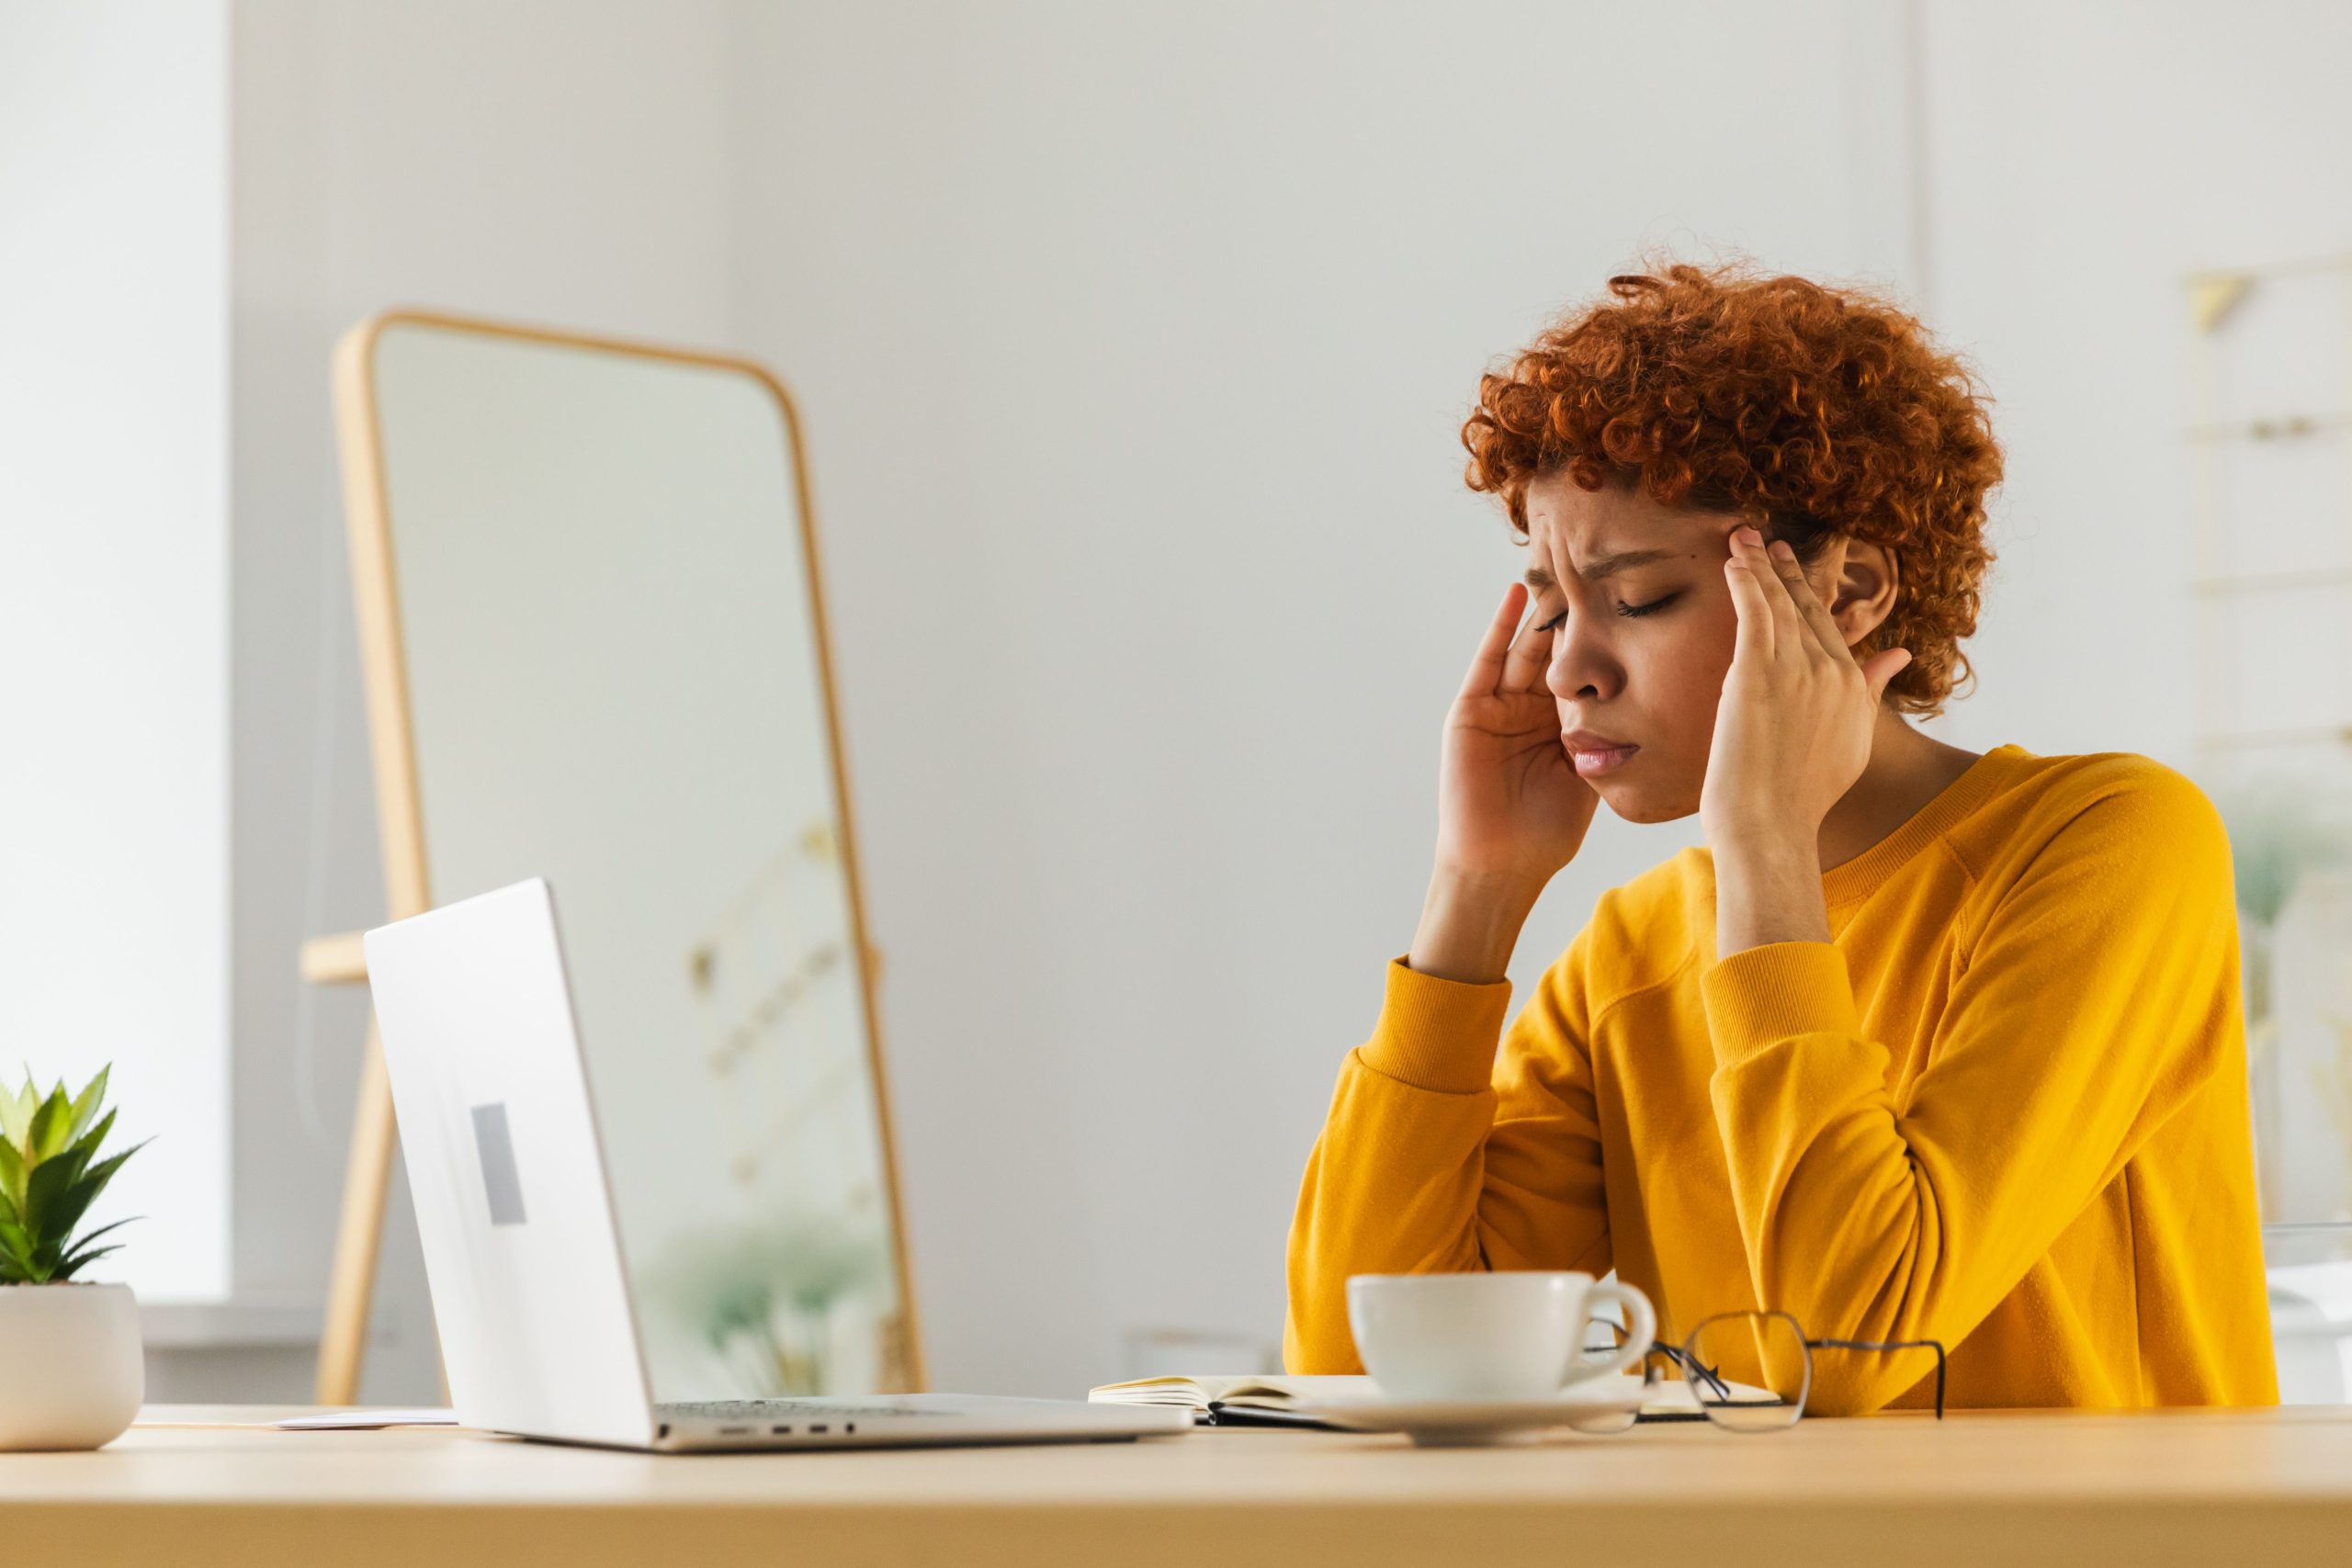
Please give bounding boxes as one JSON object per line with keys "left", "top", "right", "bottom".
{"left": 1524, "top": 548, "right": 1684, "bottom": 591}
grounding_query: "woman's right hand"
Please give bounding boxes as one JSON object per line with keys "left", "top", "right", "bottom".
{"left": 1409, "top": 582, "right": 1599, "bottom": 983}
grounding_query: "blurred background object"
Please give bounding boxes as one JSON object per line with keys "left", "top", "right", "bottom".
{"left": 2262, "top": 1224, "right": 2352, "bottom": 1404}
{"left": 4, "top": 0, "right": 2351, "bottom": 1404}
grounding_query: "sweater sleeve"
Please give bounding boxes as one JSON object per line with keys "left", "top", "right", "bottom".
{"left": 1283, "top": 929, "right": 1611, "bottom": 1373}
{"left": 1700, "top": 769, "right": 2242, "bottom": 1414}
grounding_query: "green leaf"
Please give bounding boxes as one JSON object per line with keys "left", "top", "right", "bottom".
{"left": 0, "top": 1218, "right": 44, "bottom": 1283}
{"left": 82, "top": 1141, "right": 145, "bottom": 1193}
{"left": 64, "top": 1108, "right": 117, "bottom": 1167}
{"left": 54, "top": 1217, "right": 135, "bottom": 1281}
{"left": 0, "top": 1078, "right": 32, "bottom": 1151}
{"left": 46, "top": 1084, "right": 80, "bottom": 1160}
{"left": 0, "top": 1135, "right": 21, "bottom": 1213}
{"left": 28, "top": 1143, "right": 134, "bottom": 1247}
{"left": 75, "top": 1142, "right": 142, "bottom": 1227}
{"left": 64, "top": 1066, "right": 109, "bottom": 1144}
{"left": 57, "top": 1214, "right": 133, "bottom": 1257}
{"left": 27, "top": 1086, "right": 72, "bottom": 1162}
{"left": 21, "top": 1147, "right": 82, "bottom": 1240}
{"left": 51, "top": 1244, "right": 121, "bottom": 1282}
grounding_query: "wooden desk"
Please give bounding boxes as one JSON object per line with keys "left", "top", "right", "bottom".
{"left": 11, "top": 1404, "right": 2352, "bottom": 1566}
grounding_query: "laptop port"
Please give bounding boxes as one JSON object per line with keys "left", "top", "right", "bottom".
{"left": 718, "top": 1426, "right": 752, "bottom": 1436}
{"left": 771, "top": 1426, "right": 792, "bottom": 1435}
{"left": 810, "top": 1424, "right": 828, "bottom": 1434}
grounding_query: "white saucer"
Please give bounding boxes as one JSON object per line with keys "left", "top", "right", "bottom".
{"left": 1295, "top": 1379, "right": 1651, "bottom": 1447}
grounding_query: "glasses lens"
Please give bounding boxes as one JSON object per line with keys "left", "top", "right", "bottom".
{"left": 1684, "top": 1313, "right": 1808, "bottom": 1431}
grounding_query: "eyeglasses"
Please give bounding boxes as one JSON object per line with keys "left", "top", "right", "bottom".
{"left": 1568, "top": 1309, "right": 1947, "bottom": 1434}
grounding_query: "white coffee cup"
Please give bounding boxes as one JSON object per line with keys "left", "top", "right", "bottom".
{"left": 1346, "top": 1271, "right": 1657, "bottom": 1402}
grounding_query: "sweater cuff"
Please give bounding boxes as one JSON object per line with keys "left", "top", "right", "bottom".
{"left": 1357, "top": 955, "right": 1512, "bottom": 1095}
{"left": 1700, "top": 941, "right": 1860, "bottom": 1066}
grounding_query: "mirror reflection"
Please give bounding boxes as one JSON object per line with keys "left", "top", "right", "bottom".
{"left": 368, "top": 321, "right": 910, "bottom": 1397}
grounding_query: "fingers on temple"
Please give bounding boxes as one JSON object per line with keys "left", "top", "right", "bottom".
{"left": 1768, "top": 545, "right": 1849, "bottom": 661}
{"left": 1462, "top": 582, "right": 1528, "bottom": 697}
{"left": 1724, "top": 553, "right": 1774, "bottom": 663}
{"left": 1498, "top": 608, "right": 1555, "bottom": 694}
{"left": 1753, "top": 542, "right": 1804, "bottom": 651}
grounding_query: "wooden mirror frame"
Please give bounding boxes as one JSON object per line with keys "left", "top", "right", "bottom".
{"left": 306, "top": 310, "right": 924, "bottom": 1403}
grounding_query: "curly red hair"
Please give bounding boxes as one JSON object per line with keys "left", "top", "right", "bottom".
{"left": 1461, "top": 263, "right": 2002, "bottom": 717}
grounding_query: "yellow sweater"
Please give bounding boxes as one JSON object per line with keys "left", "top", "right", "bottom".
{"left": 1286, "top": 744, "right": 2277, "bottom": 1412}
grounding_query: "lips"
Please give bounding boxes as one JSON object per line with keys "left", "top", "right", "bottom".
{"left": 1562, "top": 729, "right": 1639, "bottom": 778}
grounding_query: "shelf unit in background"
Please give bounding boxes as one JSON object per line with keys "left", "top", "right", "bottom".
{"left": 2185, "top": 254, "right": 2352, "bottom": 1236}
{"left": 2187, "top": 253, "right": 2352, "bottom": 767}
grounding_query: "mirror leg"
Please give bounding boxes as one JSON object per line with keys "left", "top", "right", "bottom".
{"left": 314, "top": 1017, "right": 397, "bottom": 1405}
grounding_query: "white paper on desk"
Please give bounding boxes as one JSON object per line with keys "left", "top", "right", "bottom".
{"left": 274, "top": 1407, "right": 458, "bottom": 1430}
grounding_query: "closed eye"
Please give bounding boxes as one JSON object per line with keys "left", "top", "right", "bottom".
{"left": 1543, "top": 594, "right": 1674, "bottom": 629}
{"left": 1540, "top": 592, "right": 1678, "bottom": 632}
{"left": 1616, "top": 593, "right": 1677, "bottom": 618}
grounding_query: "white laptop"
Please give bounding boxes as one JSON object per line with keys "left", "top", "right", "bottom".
{"left": 362, "top": 877, "right": 1190, "bottom": 1452}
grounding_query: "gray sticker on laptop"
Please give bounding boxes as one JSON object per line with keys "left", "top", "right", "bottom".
{"left": 470, "top": 1102, "right": 528, "bottom": 1226}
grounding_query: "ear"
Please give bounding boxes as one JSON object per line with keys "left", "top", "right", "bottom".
{"left": 1822, "top": 536, "right": 1898, "bottom": 649}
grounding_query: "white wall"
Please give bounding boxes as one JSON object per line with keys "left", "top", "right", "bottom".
{"left": 225, "top": 0, "right": 741, "bottom": 1398}
{"left": 0, "top": 1, "right": 231, "bottom": 1301}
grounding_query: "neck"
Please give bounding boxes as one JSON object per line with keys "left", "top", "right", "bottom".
{"left": 1815, "top": 712, "right": 1981, "bottom": 874}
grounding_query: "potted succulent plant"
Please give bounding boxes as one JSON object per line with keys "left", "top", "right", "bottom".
{"left": 0, "top": 1067, "right": 145, "bottom": 1450}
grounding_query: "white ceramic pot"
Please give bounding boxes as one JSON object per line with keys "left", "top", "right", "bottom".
{"left": 0, "top": 1282, "right": 143, "bottom": 1450}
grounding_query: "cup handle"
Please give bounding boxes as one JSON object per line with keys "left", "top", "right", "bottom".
{"left": 1559, "top": 1280, "right": 1657, "bottom": 1388}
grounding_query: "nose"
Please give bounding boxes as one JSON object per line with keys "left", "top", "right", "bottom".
{"left": 1545, "top": 605, "right": 1620, "bottom": 705}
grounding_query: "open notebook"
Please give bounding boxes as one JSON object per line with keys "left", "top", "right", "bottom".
{"left": 1088, "top": 1372, "right": 1737, "bottom": 1427}
{"left": 1089, "top": 1375, "right": 1374, "bottom": 1427}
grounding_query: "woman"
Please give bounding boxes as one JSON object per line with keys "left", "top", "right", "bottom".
{"left": 1285, "top": 264, "right": 2276, "bottom": 1413}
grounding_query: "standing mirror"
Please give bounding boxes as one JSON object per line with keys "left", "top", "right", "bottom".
{"left": 312, "top": 311, "right": 921, "bottom": 1403}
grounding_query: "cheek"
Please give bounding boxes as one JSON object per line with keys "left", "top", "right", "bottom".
{"left": 1656, "top": 600, "right": 1741, "bottom": 712}
{"left": 1692, "top": 598, "right": 1741, "bottom": 672}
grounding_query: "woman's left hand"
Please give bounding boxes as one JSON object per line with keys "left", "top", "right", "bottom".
{"left": 1699, "top": 525, "right": 1912, "bottom": 854}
